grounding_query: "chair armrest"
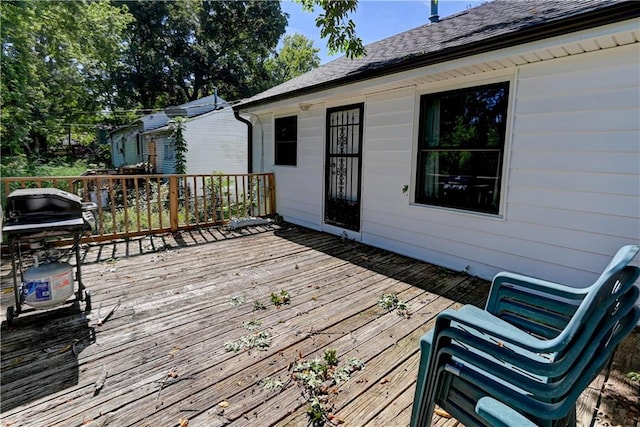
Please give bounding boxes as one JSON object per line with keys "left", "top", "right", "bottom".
{"left": 475, "top": 397, "right": 537, "bottom": 427}
{"left": 435, "top": 305, "right": 565, "bottom": 354}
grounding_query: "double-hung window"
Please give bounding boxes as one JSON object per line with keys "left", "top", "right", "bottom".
{"left": 416, "top": 82, "right": 509, "bottom": 215}
{"left": 274, "top": 116, "right": 297, "bottom": 166}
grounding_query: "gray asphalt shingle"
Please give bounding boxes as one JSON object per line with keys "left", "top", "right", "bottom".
{"left": 237, "top": 0, "right": 632, "bottom": 108}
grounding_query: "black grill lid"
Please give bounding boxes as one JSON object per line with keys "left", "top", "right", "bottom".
{"left": 6, "top": 188, "right": 85, "bottom": 222}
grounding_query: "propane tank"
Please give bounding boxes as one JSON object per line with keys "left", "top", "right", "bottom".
{"left": 22, "top": 262, "right": 74, "bottom": 308}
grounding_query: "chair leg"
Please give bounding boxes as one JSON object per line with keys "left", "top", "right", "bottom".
{"left": 411, "top": 332, "right": 434, "bottom": 427}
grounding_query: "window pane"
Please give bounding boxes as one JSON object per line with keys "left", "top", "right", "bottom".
{"left": 420, "top": 151, "right": 502, "bottom": 214}
{"left": 277, "top": 141, "right": 297, "bottom": 166}
{"left": 423, "top": 83, "right": 508, "bottom": 149}
{"left": 275, "top": 116, "right": 297, "bottom": 166}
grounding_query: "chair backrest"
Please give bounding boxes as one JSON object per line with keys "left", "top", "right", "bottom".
{"left": 552, "top": 265, "right": 639, "bottom": 364}
{"left": 600, "top": 244, "right": 640, "bottom": 277}
{"left": 487, "top": 245, "right": 639, "bottom": 340}
{"left": 495, "top": 246, "right": 639, "bottom": 349}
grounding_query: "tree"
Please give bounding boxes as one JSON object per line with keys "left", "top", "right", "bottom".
{"left": 265, "top": 34, "right": 321, "bottom": 87}
{"left": 1, "top": 0, "right": 132, "bottom": 157}
{"left": 0, "top": 0, "right": 363, "bottom": 161}
{"left": 112, "top": 0, "right": 288, "bottom": 109}
{"left": 297, "top": 0, "right": 365, "bottom": 59}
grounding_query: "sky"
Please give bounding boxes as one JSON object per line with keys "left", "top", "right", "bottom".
{"left": 281, "top": 0, "right": 485, "bottom": 64}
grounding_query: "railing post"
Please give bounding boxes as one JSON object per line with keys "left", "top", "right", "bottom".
{"left": 269, "top": 173, "right": 276, "bottom": 215}
{"left": 169, "top": 175, "right": 179, "bottom": 232}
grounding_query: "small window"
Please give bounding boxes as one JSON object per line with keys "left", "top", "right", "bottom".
{"left": 274, "top": 116, "right": 297, "bottom": 166}
{"left": 416, "top": 82, "right": 509, "bottom": 215}
{"left": 164, "top": 141, "right": 174, "bottom": 160}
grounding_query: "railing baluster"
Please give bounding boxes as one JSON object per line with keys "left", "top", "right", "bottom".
{"left": 145, "top": 178, "right": 151, "bottom": 231}
{"left": 109, "top": 178, "right": 117, "bottom": 236}
{"left": 169, "top": 175, "right": 179, "bottom": 232}
{"left": 218, "top": 175, "right": 224, "bottom": 223}
{"left": 156, "top": 176, "right": 163, "bottom": 230}
{"left": 132, "top": 177, "right": 140, "bottom": 232}
{"left": 122, "top": 178, "right": 130, "bottom": 235}
{"left": 192, "top": 176, "right": 199, "bottom": 226}
{"left": 182, "top": 176, "right": 189, "bottom": 227}
{"left": 201, "top": 176, "right": 207, "bottom": 225}
{"left": 242, "top": 176, "right": 247, "bottom": 218}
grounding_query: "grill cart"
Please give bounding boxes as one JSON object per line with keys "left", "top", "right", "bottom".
{"left": 2, "top": 188, "right": 97, "bottom": 325}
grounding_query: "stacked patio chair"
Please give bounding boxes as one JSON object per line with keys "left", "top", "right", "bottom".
{"left": 411, "top": 245, "right": 640, "bottom": 427}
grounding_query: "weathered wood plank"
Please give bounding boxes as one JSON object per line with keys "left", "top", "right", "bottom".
{"left": 12, "top": 246, "right": 418, "bottom": 426}
{"left": 273, "top": 276, "right": 489, "bottom": 427}
{"left": 120, "top": 260, "right": 430, "bottom": 426}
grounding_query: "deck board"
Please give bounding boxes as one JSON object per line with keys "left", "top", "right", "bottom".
{"left": 1, "top": 224, "right": 638, "bottom": 427}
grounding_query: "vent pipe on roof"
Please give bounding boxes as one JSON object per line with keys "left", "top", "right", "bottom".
{"left": 429, "top": 0, "right": 439, "bottom": 23}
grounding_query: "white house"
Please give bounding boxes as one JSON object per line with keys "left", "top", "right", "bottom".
{"left": 234, "top": 0, "right": 640, "bottom": 288}
{"left": 110, "top": 94, "right": 247, "bottom": 174}
{"left": 141, "top": 104, "right": 248, "bottom": 175}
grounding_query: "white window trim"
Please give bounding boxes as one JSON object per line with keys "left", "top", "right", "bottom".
{"left": 409, "top": 69, "right": 517, "bottom": 220}
{"left": 273, "top": 113, "right": 298, "bottom": 168}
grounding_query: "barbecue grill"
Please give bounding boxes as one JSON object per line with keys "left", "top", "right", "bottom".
{"left": 2, "top": 188, "right": 96, "bottom": 325}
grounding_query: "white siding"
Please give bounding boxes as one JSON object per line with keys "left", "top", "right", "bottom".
{"left": 142, "top": 108, "right": 247, "bottom": 175}
{"left": 248, "top": 41, "right": 639, "bottom": 287}
{"left": 502, "top": 43, "right": 639, "bottom": 284}
{"left": 267, "top": 110, "right": 325, "bottom": 230}
{"left": 253, "top": 113, "right": 274, "bottom": 174}
{"left": 184, "top": 109, "right": 247, "bottom": 175}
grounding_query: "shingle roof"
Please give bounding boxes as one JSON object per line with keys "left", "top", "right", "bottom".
{"left": 237, "top": 0, "right": 636, "bottom": 108}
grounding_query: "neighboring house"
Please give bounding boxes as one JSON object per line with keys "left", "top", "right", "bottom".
{"left": 109, "top": 94, "right": 247, "bottom": 174}
{"left": 142, "top": 103, "right": 247, "bottom": 176}
{"left": 234, "top": 0, "right": 640, "bottom": 288}
{"left": 109, "top": 113, "right": 168, "bottom": 168}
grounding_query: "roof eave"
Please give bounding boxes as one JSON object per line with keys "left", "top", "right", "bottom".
{"left": 235, "top": 1, "right": 639, "bottom": 111}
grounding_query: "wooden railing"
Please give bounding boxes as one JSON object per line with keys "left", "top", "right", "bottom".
{"left": 1, "top": 173, "right": 276, "bottom": 242}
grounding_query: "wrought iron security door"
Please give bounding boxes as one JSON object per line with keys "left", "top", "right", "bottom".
{"left": 325, "top": 104, "right": 364, "bottom": 231}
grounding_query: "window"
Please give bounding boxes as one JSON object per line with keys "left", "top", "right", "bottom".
{"left": 274, "top": 116, "right": 297, "bottom": 166}
{"left": 416, "top": 82, "right": 509, "bottom": 215}
{"left": 164, "top": 140, "right": 174, "bottom": 160}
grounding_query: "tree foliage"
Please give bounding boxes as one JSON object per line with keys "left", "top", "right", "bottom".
{"left": 297, "top": 0, "right": 365, "bottom": 59}
{"left": 1, "top": 0, "right": 364, "bottom": 161}
{"left": 265, "top": 34, "right": 321, "bottom": 86}
{"left": 1, "top": 0, "right": 132, "bottom": 156}
{"left": 112, "top": 0, "right": 288, "bottom": 109}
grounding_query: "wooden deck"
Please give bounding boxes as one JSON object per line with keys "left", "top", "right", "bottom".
{"left": 1, "top": 224, "right": 638, "bottom": 427}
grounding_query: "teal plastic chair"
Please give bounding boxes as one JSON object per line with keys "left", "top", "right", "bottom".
{"left": 433, "top": 282, "right": 638, "bottom": 395}
{"left": 429, "top": 302, "right": 639, "bottom": 426}
{"left": 415, "top": 283, "right": 638, "bottom": 427}
{"left": 411, "top": 245, "right": 640, "bottom": 427}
